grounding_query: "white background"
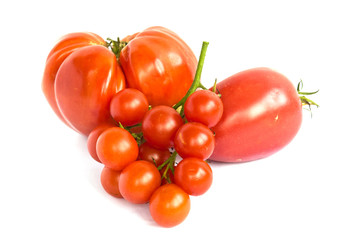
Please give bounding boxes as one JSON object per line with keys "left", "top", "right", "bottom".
{"left": 1, "top": 0, "right": 359, "bottom": 239}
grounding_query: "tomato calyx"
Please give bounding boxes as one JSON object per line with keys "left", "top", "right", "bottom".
{"left": 119, "top": 122, "right": 144, "bottom": 145}
{"left": 157, "top": 151, "right": 177, "bottom": 183}
{"left": 297, "top": 80, "right": 319, "bottom": 115}
{"left": 105, "top": 37, "right": 128, "bottom": 60}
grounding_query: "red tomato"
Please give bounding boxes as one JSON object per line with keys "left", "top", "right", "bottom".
{"left": 110, "top": 88, "right": 149, "bottom": 127}
{"left": 149, "top": 184, "right": 190, "bottom": 228}
{"left": 184, "top": 90, "right": 223, "bottom": 127}
{"left": 174, "top": 158, "right": 213, "bottom": 196}
{"left": 96, "top": 127, "right": 138, "bottom": 171}
{"left": 138, "top": 142, "right": 171, "bottom": 166}
{"left": 42, "top": 32, "right": 125, "bottom": 135}
{"left": 210, "top": 68, "right": 302, "bottom": 162}
{"left": 87, "top": 122, "right": 117, "bottom": 163}
{"left": 119, "top": 161, "right": 161, "bottom": 204}
{"left": 174, "top": 122, "right": 215, "bottom": 159}
{"left": 100, "top": 166, "right": 123, "bottom": 198}
{"left": 119, "top": 26, "right": 197, "bottom": 106}
{"left": 142, "top": 106, "right": 184, "bottom": 150}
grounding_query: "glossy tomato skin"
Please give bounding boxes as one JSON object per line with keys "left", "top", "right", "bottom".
{"left": 149, "top": 184, "right": 190, "bottom": 228}
{"left": 100, "top": 166, "right": 123, "bottom": 198}
{"left": 43, "top": 33, "right": 126, "bottom": 136}
{"left": 174, "top": 158, "right": 213, "bottom": 196}
{"left": 210, "top": 68, "right": 302, "bottom": 162}
{"left": 120, "top": 26, "right": 197, "bottom": 106}
{"left": 96, "top": 127, "right": 138, "bottom": 171}
{"left": 55, "top": 45, "right": 125, "bottom": 135}
{"left": 119, "top": 160, "right": 161, "bottom": 204}
{"left": 42, "top": 32, "right": 105, "bottom": 126}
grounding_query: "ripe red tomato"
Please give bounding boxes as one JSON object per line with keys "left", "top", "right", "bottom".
{"left": 184, "top": 90, "right": 223, "bottom": 127}
{"left": 142, "top": 106, "right": 184, "bottom": 150}
{"left": 110, "top": 88, "right": 149, "bottom": 127}
{"left": 174, "top": 122, "right": 215, "bottom": 159}
{"left": 149, "top": 184, "right": 190, "bottom": 228}
{"left": 119, "top": 161, "right": 161, "bottom": 204}
{"left": 42, "top": 32, "right": 125, "bottom": 135}
{"left": 100, "top": 166, "right": 123, "bottom": 198}
{"left": 119, "top": 26, "right": 197, "bottom": 106}
{"left": 174, "top": 158, "right": 213, "bottom": 196}
{"left": 210, "top": 68, "right": 302, "bottom": 162}
{"left": 87, "top": 122, "right": 117, "bottom": 163}
{"left": 96, "top": 127, "right": 138, "bottom": 171}
{"left": 138, "top": 142, "right": 171, "bottom": 166}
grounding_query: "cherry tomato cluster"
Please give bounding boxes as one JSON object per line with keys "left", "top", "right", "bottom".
{"left": 87, "top": 85, "right": 223, "bottom": 227}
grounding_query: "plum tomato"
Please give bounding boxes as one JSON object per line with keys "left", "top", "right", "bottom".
{"left": 100, "top": 166, "right": 123, "bottom": 198}
{"left": 138, "top": 142, "right": 171, "bottom": 166}
{"left": 149, "top": 184, "right": 190, "bottom": 228}
{"left": 210, "top": 68, "right": 303, "bottom": 162}
{"left": 142, "top": 106, "right": 184, "bottom": 150}
{"left": 118, "top": 160, "right": 161, "bottom": 204}
{"left": 96, "top": 127, "right": 138, "bottom": 171}
{"left": 184, "top": 90, "right": 223, "bottom": 127}
{"left": 87, "top": 122, "right": 117, "bottom": 163}
{"left": 174, "top": 122, "right": 215, "bottom": 159}
{"left": 174, "top": 158, "right": 213, "bottom": 196}
{"left": 110, "top": 88, "right": 149, "bottom": 127}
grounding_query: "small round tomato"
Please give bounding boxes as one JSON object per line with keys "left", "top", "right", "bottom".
{"left": 142, "top": 106, "right": 184, "bottom": 150}
{"left": 96, "top": 127, "right": 138, "bottom": 171}
{"left": 100, "top": 166, "right": 122, "bottom": 198}
{"left": 184, "top": 90, "right": 223, "bottom": 127}
{"left": 119, "top": 160, "right": 161, "bottom": 204}
{"left": 110, "top": 88, "right": 149, "bottom": 127}
{"left": 174, "top": 122, "right": 215, "bottom": 159}
{"left": 174, "top": 158, "right": 213, "bottom": 196}
{"left": 87, "top": 122, "right": 117, "bottom": 163}
{"left": 149, "top": 184, "right": 190, "bottom": 228}
{"left": 138, "top": 142, "right": 171, "bottom": 166}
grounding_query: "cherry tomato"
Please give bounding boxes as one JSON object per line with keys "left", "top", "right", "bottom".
{"left": 43, "top": 33, "right": 126, "bottom": 135}
{"left": 96, "top": 127, "right": 138, "bottom": 171}
{"left": 142, "top": 106, "right": 184, "bottom": 150}
{"left": 138, "top": 142, "right": 171, "bottom": 166}
{"left": 87, "top": 122, "right": 117, "bottom": 163}
{"left": 119, "top": 160, "right": 161, "bottom": 204}
{"left": 174, "top": 158, "right": 212, "bottom": 196}
{"left": 210, "top": 68, "right": 303, "bottom": 162}
{"left": 174, "top": 122, "right": 215, "bottom": 159}
{"left": 100, "top": 166, "right": 122, "bottom": 198}
{"left": 149, "top": 184, "right": 190, "bottom": 228}
{"left": 110, "top": 88, "right": 149, "bottom": 127}
{"left": 184, "top": 90, "right": 223, "bottom": 127}
{"left": 120, "top": 26, "right": 197, "bottom": 106}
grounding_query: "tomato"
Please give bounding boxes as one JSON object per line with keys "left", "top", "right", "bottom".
{"left": 119, "top": 161, "right": 161, "bottom": 204}
{"left": 210, "top": 67, "right": 302, "bottom": 162}
{"left": 138, "top": 142, "right": 171, "bottom": 166}
{"left": 142, "top": 106, "right": 184, "bottom": 150}
{"left": 184, "top": 90, "right": 223, "bottom": 127}
{"left": 100, "top": 166, "right": 122, "bottom": 198}
{"left": 42, "top": 32, "right": 125, "bottom": 135}
{"left": 174, "top": 122, "right": 215, "bottom": 159}
{"left": 110, "top": 88, "right": 149, "bottom": 127}
{"left": 87, "top": 122, "right": 117, "bottom": 163}
{"left": 149, "top": 184, "right": 190, "bottom": 228}
{"left": 174, "top": 158, "right": 213, "bottom": 196}
{"left": 119, "top": 26, "right": 197, "bottom": 106}
{"left": 96, "top": 127, "right": 138, "bottom": 171}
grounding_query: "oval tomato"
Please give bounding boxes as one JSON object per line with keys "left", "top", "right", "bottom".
{"left": 119, "top": 26, "right": 197, "bottom": 106}
{"left": 42, "top": 32, "right": 126, "bottom": 135}
{"left": 210, "top": 68, "right": 302, "bottom": 162}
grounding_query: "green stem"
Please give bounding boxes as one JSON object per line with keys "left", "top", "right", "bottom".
{"left": 105, "top": 37, "right": 128, "bottom": 60}
{"left": 157, "top": 151, "right": 177, "bottom": 183}
{"left": 173, "top": 41, "right": 209, "bottom": 110}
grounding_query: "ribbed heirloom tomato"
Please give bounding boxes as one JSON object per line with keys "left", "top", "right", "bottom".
{"left": 120, "top": 26, "right": 197, "bottom": 106}
{"left": 42, "top": 32, "right": 126, "bottom": 135}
